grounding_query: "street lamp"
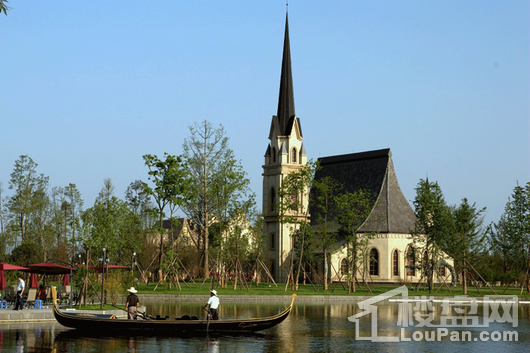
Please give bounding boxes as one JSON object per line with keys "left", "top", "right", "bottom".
{"left": 132, "top": 251, "right": 136, "bottom": 287}
{"left": 100, "top": 246, "right": 106, "bottom": 309}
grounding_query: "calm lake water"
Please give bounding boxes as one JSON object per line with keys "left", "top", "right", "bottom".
{"left": 1, "top": 298, "right": 529, "bottom": 352}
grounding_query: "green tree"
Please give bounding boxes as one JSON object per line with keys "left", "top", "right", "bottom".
{"left": 335, "top": 189, "right": 375, "bottom": 293}
{"left": 64, "top": 183, "right": 84, "bottom": 249}
{"left": 488, "top": 215, "right": 515, "bottom": 279}
{"left": 446, "top": 198, "right": 486, "bottom": 294}
{"left": 411, "top": 178, "right": 454, "bottom": 293}
{"left": 7, "top": 155, "right": 50, "bottom": 242}
{"left": 81, "top": 179, "right": 143, "bottom": 265}
{"left": 181, "top": 121, "right": 253, "bottom": 278}
{"left": 125, "top": 180, "right": 155, "bottom": 230}
{"left": 0, "top": 182, "right": 7, "bottom": 258}
{"left": 142, "top": 153, "right": 192, "bottom": 280}
{"left": 276, "top": 161, "right": 315, "bottom": 290}
{"left": 310, "top": 176, "right": 342, "bottom": 291}
{"left": 9, "top": 241, "right": 42, "bottom": 265}
{"left": 489, "top": 182, "right": 530, "bottom": 290}
{"left": 210, "top": 152, "right": 255, "bottom": 288}
{"left": 33, "top": 186, "right": 58, "bottom": 261}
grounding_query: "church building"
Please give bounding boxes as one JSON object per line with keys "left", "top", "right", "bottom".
{"left": 263, "top": 13, "right": 451, "bottom": 285}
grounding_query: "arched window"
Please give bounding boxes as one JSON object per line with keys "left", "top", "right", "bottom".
{"left": 406, "top": 247, "right": 415, "bottom": 276}
{"left": 369, "top": 248, "right": 379, "bottom": 276}
{"left": 291, "top": 148, "right": 297, "bottom": 163}
{"left": 270, "top": 188, "right": 276, "bottom": 212}
{"left": 393, "top": 250, "right": 399, "bottom": 276}
{"left": 341, "top": 258, "right": 348, "bottom": 276}
{"left": 439, "top": 265, "right": 446, "bottom": 277}
{"left": 272, "top": 148, "right": 277, "bottom": 163}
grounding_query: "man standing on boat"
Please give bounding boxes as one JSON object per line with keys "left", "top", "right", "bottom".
{"left": 125, "top": 287, "right": 139, "bottom": 319}
{"left": 204, "top": 290, "right": 219, "bottom": 320}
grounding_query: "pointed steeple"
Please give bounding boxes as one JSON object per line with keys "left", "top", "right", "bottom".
{"left": 276, "top": 12, "right": 296, "bottom": 136}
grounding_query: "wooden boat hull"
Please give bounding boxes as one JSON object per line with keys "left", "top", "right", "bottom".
{"left": 52, "top": 290, "right": 296, "bottom": 333}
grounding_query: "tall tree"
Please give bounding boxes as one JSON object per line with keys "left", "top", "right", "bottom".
{"left": 490, "top": 182, "right": 530, "bottom": 290}
{"left": 7, "top": 155, "right": 49, "bottom": 242}
{"left": 276, "top": 162, "right": 315, "bottom": 290}
{"left": 335, "top": 189, "right": 375, "bottom": 293}
{"left": 81, "top": 179, "right": 143, "bottom": 265}
{"left": 488, "top": 215, "right": 513, "bottom": 277}
{"left": 446, "top": 198, "right": 486, "bottom": 294}
{"left": 181, "top": 121, "right": 253, "bottom": 277}
{"left": 0, "top": 182, "right": 8, "bottom": 258}
{"left": 64, "top": 183, "right": 84, "bottom": 242}
{"left": 310, "top": 176, "right": 342, "bottom": 291}
{"left": 411, "top": 178, "right": 454, "bottom": 293}
{"left": 142, "top": 153, "right": 192, "bottom": 280}
{"left": 125, "top": 180, "right": 155, "bottom": 230}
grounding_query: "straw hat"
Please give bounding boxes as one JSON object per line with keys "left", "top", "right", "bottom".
{"left": 127, "top": 287, "right": 137, "bottom": 293}
{"left": 211, "top": 289, "right": 217, "bottom": 296}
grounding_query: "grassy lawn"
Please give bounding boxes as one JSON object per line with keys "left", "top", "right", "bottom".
{"left": 130, "top": 280, "right": 530, "bottom": 299}
{"left": 37, "top": 280, "right": 530, "bottom": 311}
{"left": 66, "top": 281, "right": 530, "bottom": 311}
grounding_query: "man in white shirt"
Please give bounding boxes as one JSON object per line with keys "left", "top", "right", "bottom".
{"left": 14, "top": 275, "right": 25, "bottom": 310}
{"left": 203, "top": 289, "right": 219, "bottom": 320}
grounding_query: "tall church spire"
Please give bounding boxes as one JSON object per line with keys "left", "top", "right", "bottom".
{"left": 263, "top": 9, "right": 308, "bottom": 283}
{"left": 276, "top": 12, "right": 296, "bottom": 136}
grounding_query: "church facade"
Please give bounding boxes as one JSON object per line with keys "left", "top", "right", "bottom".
{"left": 263, "top": 13, "right": 452, "bottom": 285}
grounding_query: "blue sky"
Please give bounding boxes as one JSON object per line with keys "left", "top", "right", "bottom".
{"left": 1, "top": 1, "right": 528, "bottom": 226}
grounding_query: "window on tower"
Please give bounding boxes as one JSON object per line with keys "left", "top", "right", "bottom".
{"left": 291, "top": 148, "right": 297, "bottom": 163}
{"left": 270, "top": 187, "right": 276, "bottom": 212}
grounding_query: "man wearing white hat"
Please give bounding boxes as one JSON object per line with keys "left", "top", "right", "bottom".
{"left": 125, "top": 287, "right": 139, "bottom": 320}
{"left": 203, "top": 289, "right": 219, "bottom": 320}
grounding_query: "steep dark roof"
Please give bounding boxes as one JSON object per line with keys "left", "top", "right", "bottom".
{"left": 311, "top": 148, "right": 416, "bottom": 234}
{"left": 277, "top": 13, "right": 295, "bottom": 134}
{"left": 270, "top": 12, "right": 303, "bottom": 139}
{"left": 265, "top": 144, "right": 271, "bottom": 157}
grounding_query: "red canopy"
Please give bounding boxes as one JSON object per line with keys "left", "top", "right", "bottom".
{"left": 29, "top": 273, "right": 39, "bottom": 288}
{"left": 0, "top": 263, "right": 30, "bottom": 271}
{"left": 0, "top": 262, "right": 30, "bottom": 291}
{"left": 26, "top": 262, "right": 76, "bottom": 275}
{"left": 63, "top": 274, "right": 70, "bottom": 285}
{"left": 0, "top": 270, "right": 4, "bottom": 291}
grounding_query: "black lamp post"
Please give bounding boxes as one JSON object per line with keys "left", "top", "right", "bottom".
{"left": 132, "top": 251, "right": 136, "bottom": 287}
{"left": 100, "top": 246, "right": 106, "bottom": 309}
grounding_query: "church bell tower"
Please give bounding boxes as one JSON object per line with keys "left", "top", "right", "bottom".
{"left": 262, "top": 12, "right": 308, "bottom": 282}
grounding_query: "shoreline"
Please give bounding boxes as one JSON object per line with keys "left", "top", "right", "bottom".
{"left": 140, "top": 293, "right": 530, "bottom": 304}
{"left": 1, "top": 294, "right": 528, "bottom": 323}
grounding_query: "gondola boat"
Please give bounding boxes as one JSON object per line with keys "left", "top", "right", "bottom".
{"left": 52, "top": 287, "right": 296, "bottom": 333}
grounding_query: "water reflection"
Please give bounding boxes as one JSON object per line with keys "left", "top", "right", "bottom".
{"left": 0, "top": 300, "right": 527, "bottom": 352}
